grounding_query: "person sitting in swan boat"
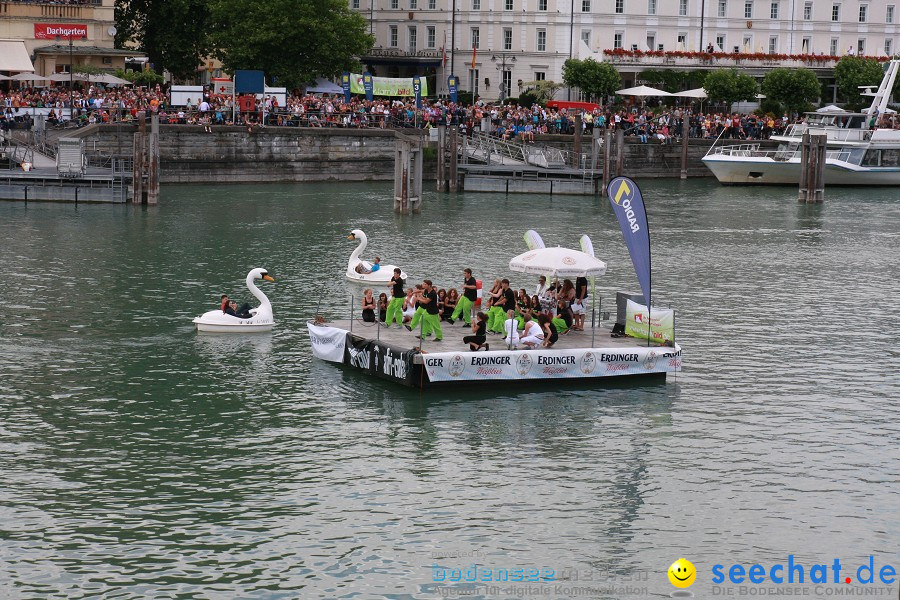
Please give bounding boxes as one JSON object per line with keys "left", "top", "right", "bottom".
{"left": 355, "top": 256, "right": 381, "bottom": 274}
{"left": 221, "top": 294, "right": 252, "bottom": 319}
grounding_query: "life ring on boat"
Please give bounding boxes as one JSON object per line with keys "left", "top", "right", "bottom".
{"left": 474, "top": 279, "right": 483, "bottom": 307}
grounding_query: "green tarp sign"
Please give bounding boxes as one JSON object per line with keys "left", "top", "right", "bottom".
{"left": 349, "top": 74, "right": 428, "bottom": 97}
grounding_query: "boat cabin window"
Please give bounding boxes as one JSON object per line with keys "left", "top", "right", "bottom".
{"left": 862, "top": 149, "right": 881, "bottom": 166}
{"left": 879, "top": 149, "right": 900, "bottom": 167}
{"left": 844, "top": 148, "right": 867, "bottom": 165}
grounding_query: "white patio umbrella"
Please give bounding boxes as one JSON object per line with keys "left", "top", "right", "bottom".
{"left": 615, "top": 85, "right": 672, "bottom": 98}
{"left": 47, "top": 72, "right": 89, "bottom": 82}
{"left": 673, "top": 88, "right": 708, "bottom": 98}
{"left": 91, "top": 74, "right": 132, "bottom": 85}
{"left": 508, "top": 247, "right": 607, "bottom": 279}
{"left": 7, "top": 72, "right": 54, "bottom": 82}
{"left": 816, "top": 104, "right": 847, "bottom": 113}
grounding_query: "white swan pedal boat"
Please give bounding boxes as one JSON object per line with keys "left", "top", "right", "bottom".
{"left": 346, "top": 229, "right": 407, "bottom": 283}
{"left": 193, "top": 268, "right": 276, "bottom": 333}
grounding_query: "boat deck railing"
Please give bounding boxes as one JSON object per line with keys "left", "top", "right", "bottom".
{"left": 780, "top": 123, "right": 872, "bottom": 144}
{"left": 706, "top": 144, "right": 855, "bottom": 163}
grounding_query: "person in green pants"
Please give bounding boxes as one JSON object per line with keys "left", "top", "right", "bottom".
{"left": 417, "top": 280, "right": 443, "bottom": 341}
{"left": 384, "top": 268, "right": 406, "bottom": 327}
{"left": 405, "top": 285, "right": 433, "bottom": 337}
{"left": 489, "top": 279, "right": 516, "bottom": 334}
{"left": 448, "top": 268, "right": 477, "bottom": 325}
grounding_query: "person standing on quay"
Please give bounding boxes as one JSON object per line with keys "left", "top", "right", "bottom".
{"left": 385, "top": 268, "right": 405, "bottom": 327}
{"left": 449, "top": 268, "right": 477, "bottom": 326}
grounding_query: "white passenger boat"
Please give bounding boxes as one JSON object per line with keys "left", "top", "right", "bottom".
{"left": 702, "top": 59, "right": 900, "bottom": 185}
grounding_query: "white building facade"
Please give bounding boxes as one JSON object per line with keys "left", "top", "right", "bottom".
{"left": 350, "top": 0, "right": 900, "bottom": 99}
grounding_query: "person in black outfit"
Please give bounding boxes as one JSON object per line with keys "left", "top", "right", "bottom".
{"left": 463, "top": 312, "right": 490, "bottom": 351}
{"left": 361, "top": 288, "right": 376, "bottom": 322}
{"left": 539, "top": 313, "right": 559, "bottom": 348}
{"left": 448, "top": 268, "right": 478, "bottom": 325}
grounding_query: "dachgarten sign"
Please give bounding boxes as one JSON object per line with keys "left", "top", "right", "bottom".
{"left": 34, "top": 24, "right": 88, "bottom": 40}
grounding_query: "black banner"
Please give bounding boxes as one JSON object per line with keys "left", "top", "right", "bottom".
{"left": 344, "top": 336, "right": 418, "bottom": 386}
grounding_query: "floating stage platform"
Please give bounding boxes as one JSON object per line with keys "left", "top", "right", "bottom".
{"left": 308, "top": 319, "right": 682, "bottom": 388}
{"left": 0, "top": 168, "right": 130, "bottom": 203}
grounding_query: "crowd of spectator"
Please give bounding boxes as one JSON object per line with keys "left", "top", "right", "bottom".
{"left": 5, "top": 82, "right": 898, "bottom": 141}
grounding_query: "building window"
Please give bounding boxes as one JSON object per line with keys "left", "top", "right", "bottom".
{"left": 859, "top": 4, "right": 867, "bottom": 22}
{"left": 351, "top": 0, "right": 360, "bottom": 9}
{"left": 832, "top": 3, "right": 840, "bottom": 21}
{"left": 743, "top": 34, "right": 752, "bottom": 51}
{"left": 538, "top": 0, "right": 547, "bottom": 9}
{"left": 469, "top": 68, "right": 479, "bottom": 96}
{"left": 505, "top": 0, "right": 513, "bottom": 9}
{"left": 502, "top": 70, "right": 512, "bottom": 97}
{"left": 581, "top": 30, "right": 591, "bottom": 46}
{"left": 614, "top": 32, "right": 624, "bottom": 48}
{"left": 745, "top": 1, "right": 753, "bottom": 18}
{"left": 803, "top": 1, "right": 812, "bottom": 19}
{"left": 857, "top": 38, "right": 865, "bottom": 54}
{"left": 615, "top": 0, "right": 624, "bottom": 13}
{"left": 716, "top": 34, "right": 725, "bottom": 50}
{"left": 427, "top": 26, "right": 435, "bottom": 48}
{"left": 802, "top": 35, "right": 811, "bottom": 52}
{"left": 503, "top": 28, "right": 512, "bottom": 50}
{"left": 830, "top": 37, "right": 838, "bottom": 55}
{"left": 408, "top": 27, "right": 417, "bottom": 52}
{"left": 410, "top": 0, "right": 417, "bottom": 8}
{"left": 471, "top": 27, "right": 480, "bottom": 49}
{"left": 391, "top": 0, "right": 399, "bottom": 8}
{"left": 646, "top": 32, "right": 655, "bottom": 50}
{"left": 537, "top": 29, "right": 547, "bottom": 51}
{"left": 473, "top": 0, "right": 480, "bottom": 8}
{"left": 679, "top": 0, "right": 688, "bottom": 16}
{"left": 886, "top": 38, "right": 893, "bottom": 54}
{"left": 648, "top": 0, "right": 656, "bottom": 14}
{"left": 768, "top": 35, "right": 777, "bottom": 53}
{"left": 677, "top": 33, "right": 687, "bottom": 49}
{"left": 888, "top": 5, "right": 895, "bottom": 23}
{"left": 583, "top": 0, "right": 591, "bottom": 11}
{"left": 428, "top": 0, "right": 436, "bottom": 7}
{"left": 534, "top": 71, "right": 546, "bottom": 81}
{"left": 770, "top": 1, "right": 778, "bottom": 18}
{"left": 718, "top": 0, "right": 727, "bottom": 17}
{"left": 390, "top": 25, "right": 398, "bottom": 47}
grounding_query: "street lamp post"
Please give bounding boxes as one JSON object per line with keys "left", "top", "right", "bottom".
{"left": 491, "top": 52, "right": 516, "bottom": 102}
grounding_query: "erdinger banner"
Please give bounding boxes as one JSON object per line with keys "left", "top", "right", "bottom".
{"left": 423, "top": 346, "right": 681, "bottom": 382}
{"left": 350, "top": 74, "right": 429, "bottom": 97}
{"left": 607, "top": 176, "right": 652, "bottom": 308}
{"left": 307, "top": 324, "right": 347, "bottom": 363}
{"left": 35, "top": 24, "right": 88, "bottom": 39}
{"left": 345, "top": 336, "right": 418, "bottom": 386}
{"left": 625, "top": 299, "right": 674, "bottom": 343}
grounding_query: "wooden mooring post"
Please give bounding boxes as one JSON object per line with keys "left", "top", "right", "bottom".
{"left": 572, "top": 114, "right": 583, "bottom": 168}
{"left": 680, "top": 111, "right": 690, "bottom": 180}
{"left": 591, "top": 125, "right": 601, "bottom": 193}
{"left": 798, "top": 131, "right": 826, "bottom": 203}
{"left": 436, "top": 124, "right": 446, "bottom": 192}
{"left": 448, "top": 126, "right": 458, "bottom": 192}
{"left": 147, "top": 113, "right": 160, "bottom": 205}
{"left": 131, "top": 111, "right": 145, "bottom": 204}
{"left": 602, "top": 129, "right": 612, "bottom": 194}
{"left": 615, "top": 127, "right": 625, "bottom": 177}
{"left": 394, "top": 133, "right": 423, "bottom": 214}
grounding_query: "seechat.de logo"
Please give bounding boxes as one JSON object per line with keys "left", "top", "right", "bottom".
{"left": 668, "top": 558, "right": 697, "bottom": 589}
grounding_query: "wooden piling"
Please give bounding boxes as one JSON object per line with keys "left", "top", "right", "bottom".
{"left": 146, "top": 114, "right": 160, "bottom": 205}
{"left": 448, "top": 126, "right": 458, "bottom": 192}
{"left": 798, "top": 131, "right": 825, "bottom": 203}
{"left": 572, "top": 114, "right": 583, "bottom": 168}
{"left": 602, "top": 129, "right": 612, "bottom": 194}
{"left": 131, "top": 111, "right": 145, "bottom": 204}
{"left": 591, "top": 126, "right": 601, "bottom": 193}
{"left": 436, "top": 125, "right": 446, "bottom": 192}
{"left": 680, "top": 111, "right": 690, "bottom": 180}
{"left": 615, "top": 127, "right": 625, "bottom": 177}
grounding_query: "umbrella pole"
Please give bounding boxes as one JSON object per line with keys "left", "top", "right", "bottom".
{"left": 591, "top": 278, "right": 596, "bottom": 348}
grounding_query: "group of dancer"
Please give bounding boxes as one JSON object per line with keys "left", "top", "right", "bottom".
{"left": 359, "top": 268, "right": 590, "bottom": 352}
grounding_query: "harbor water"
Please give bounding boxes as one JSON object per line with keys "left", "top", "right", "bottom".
{"left": 0, "top": 181, "right": 898, "bottom": 599}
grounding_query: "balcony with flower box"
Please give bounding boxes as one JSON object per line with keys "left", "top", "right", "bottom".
{"left": 601, "top": 48, "right": 889, "bottom": 73}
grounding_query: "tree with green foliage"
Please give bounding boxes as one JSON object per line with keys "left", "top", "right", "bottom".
{"left": 210, "top": 0, "right": 374, "bottom": 89}
{"left": 761, "top": 67, "right": 820, "bottom": 115}
{"left": 833, "top": 56, "right": 885, "bottom": 109}
{"left": 518, "top": 80, "right": 563, "bottom": 106}
{"left": 115, "top": 0, "right": 211, "bottom": 80}
{"left": 562, "top": 58, "right": 620, "bottom": 102}
{"left": 639, "top": 68, "right": 707, "bottom": 93}
{"left": 115, "top": 68, "right": 165, "bottom": 87}
{"left": 703, "top": 69, "right": 758, "bottom": 108}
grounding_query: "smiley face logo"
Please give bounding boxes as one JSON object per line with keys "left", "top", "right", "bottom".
{"left": 668, "top": 558, "right": 696, "bottom": 588}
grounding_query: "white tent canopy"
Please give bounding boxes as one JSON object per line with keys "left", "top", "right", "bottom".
{"left": 91, "top": 74, "right": 132, "bottom": 85}
{"left": 6, "top": 73, "right": 53, "bottom": 82}
{"left": 816, "top": 104, "right": 848, "bottom": 113}
{"left": 0, "top": 40, "right": 35, "bottom": 72}
{"left": 674, "top": 87, "right": 708, "bottom": 98}
{"left": 508, "top": 247, "right": 607, "bottom": 278}
{"left": 615, "top": 85, "right": 671, "bottom": 97}
{"left": 306, "top": 78, "right": 343, "bottom": 94}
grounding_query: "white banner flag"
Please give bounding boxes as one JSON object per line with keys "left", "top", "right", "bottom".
{"left": 307, "top": 323, "right": 347, "bottom": 363}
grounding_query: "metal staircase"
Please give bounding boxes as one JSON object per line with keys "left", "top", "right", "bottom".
{"left": 459, "top": 131, "right": 596, "bottom": 169}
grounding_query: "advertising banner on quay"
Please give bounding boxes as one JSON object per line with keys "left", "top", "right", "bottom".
{"left": 341, "top": 73, "right": 352, "bottom": 103}
{"left": 350, "top": 74, "right": 429, "bottom": 97}
{"left": 34, "top": 24, "right": 88, "bottom": 39}
{"left": 345, "top": 336, "right": 419, "bottom": 386}
{"left": 308, "top": 323, "right": 347, "bottom": 363}
{"left": 624, "top": 299, "right": 674, "bottom": 343}
{"left": 362, "top": 72, "right": 374, "bottom": 101}
{"left": 423, "top": 345, "right": 681, "bottom": 383}
{"left": 448, "top": 75, "right": 458, "bottom": 103}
